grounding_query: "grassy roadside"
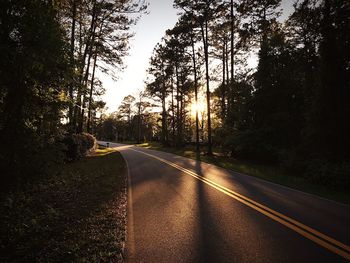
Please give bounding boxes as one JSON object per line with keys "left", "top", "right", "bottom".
{"left": 134, "top": 142, "right": 350, "bottom": 205}
{"left": 0, "top": 147, "right": 127, "bottom": 262}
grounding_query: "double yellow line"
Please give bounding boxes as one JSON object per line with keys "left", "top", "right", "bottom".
{"left": 129, "top": 147, "right": 350, "bottom": 260}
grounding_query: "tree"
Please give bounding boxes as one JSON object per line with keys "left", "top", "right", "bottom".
{"left": 0, "top": 0, "right": 147, "bottom": 188}
{"left": 314, "top": 0, "right": 350, "bottom": 160}
{"left": 146, "top": 41, "right": 180, "bottom": 145}
{"left": 0, "top": 0, "right": 69, "bottom": 185}
{"left": 174, "top": 0, "right": 222, "bottom": 155}
{"left": 60, "top": 0, "right": 147, "bottom": 133}
{"left": 118, "top": 95, "right": 136, "bottom": 140}
{"left": 172, "top": 14, "right": 202, "bottom": 152}
{"left": 135, "top": 91, "right": 151, "bottom": 143}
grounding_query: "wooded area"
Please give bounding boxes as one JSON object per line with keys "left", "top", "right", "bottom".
{"left": 0, "top": 0, "right": 146, "bottom": 188}
{"left": 98, "top": 0, "right": 350, "bottom": 189}
{"left": 0, "top": 0, "right": 349, "bottom": 190}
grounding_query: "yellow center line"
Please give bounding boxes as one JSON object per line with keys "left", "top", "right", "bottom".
{"left": 128, "top": 147, "right": 350, "bottom": 260}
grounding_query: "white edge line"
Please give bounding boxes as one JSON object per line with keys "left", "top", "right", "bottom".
{"left": 119, "top": 150, "right": 136, "bottom": 260}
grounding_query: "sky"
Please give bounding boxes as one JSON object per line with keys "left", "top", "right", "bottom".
{"left": 100, "top": 0, "right": 178, "bottom": 113}
{"left": 101, "top": 0, "right": 294, "bottom": 113}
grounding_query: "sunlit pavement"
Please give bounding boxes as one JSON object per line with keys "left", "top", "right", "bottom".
{"left": 99, "top": 141, "right": 350, "bottom": 263}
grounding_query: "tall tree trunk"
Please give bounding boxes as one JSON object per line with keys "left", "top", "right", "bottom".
{"left": 201, "top": 19, "right": 212, "bottom": 155}
{"left": 78, "top": 36, "right": 95, "bottom": 133}
{"left": 228, "top": 0, "right": 235, "bottom": 127}
{"left": 79, "top": 15, "right": 83, "bottom": 56}
{"left": 175, "top": 63, "right": 180, "bottom": 146}
{"left": 171, "top": 76, "right": 175, "bottom": 145}
{"left": 226, "top": 40, "right": 229, "bottom": 87}
{"left": 221, "top": 39, "right": 226, "bottom": 119}
{"left": 161, "top": 85, "right": 167, "bottom": 145}
{"left": 230, "top": 0, "right": 234, "bottom": 82}
{"left": 179, "top": 87, "right": 183, "bottom": 145}
{"left": 190, "top": 33, "right": 200, "bottom": 153}
{"left": 137, "top": 99, "right": 142, "bottom": 144}
{"left": 87, "top": 49, "right": 98, "bottom": 133}
{"left": 68, "top": 0, "right": 77, "bottom": 131}
{"left": 74, "top": 0, "right": 97, "bottom": 133}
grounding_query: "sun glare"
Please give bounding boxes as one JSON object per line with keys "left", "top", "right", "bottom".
{"left": 190, "top": 99, "right": 206, "bottom": 119}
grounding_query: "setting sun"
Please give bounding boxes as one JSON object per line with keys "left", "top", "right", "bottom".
{"left": 190, "top": 99, "right": 207, "bottom": 119}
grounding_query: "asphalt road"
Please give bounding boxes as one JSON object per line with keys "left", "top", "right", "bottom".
{"left": 100, "top": 142, "right": 350, "bottom": 262}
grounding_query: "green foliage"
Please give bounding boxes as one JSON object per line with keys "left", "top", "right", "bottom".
{"left": 0, "top": 132, "right": 66, "bottom": 189}
{"left": 66, "top": 0, "right": 147, "bottom": 133}
{"left": 0, "top": 0, "right": 69, "bottom": 188}
{"left": 304, "top": 160, "right": 350, "bottom": 190}
{"left": 222, "top": 0, "right": 350, "bottom": 188}
{"left": 97, "top": 118, "right": 118, "bottom": 141}
{"left": 233, "top": 129, "right": 280, "bottom": 163}
{"left": 0, "top": 0, "right": 147, "bottom": 190}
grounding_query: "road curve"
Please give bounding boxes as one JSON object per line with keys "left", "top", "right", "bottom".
{"left": 101, "top": 142, "right": 350, "bottom": 262}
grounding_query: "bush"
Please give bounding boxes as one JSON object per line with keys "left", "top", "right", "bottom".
{"left": 0, "top": 131, "right": 66, "bottom": 191}
{"left": 80, "top": 132, "right": 96, "bottom": 152}
{"left": 213, "top": 127, "right": 280, "bottom": 163}
{"left": 304, "top": 160, "right": 350, "bottom": 189}
{"left": 62, "top": 133, "right": 96, "bottom": 161}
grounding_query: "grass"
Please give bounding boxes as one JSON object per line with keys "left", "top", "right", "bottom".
{"left": 0, "top": 147, "right": 127, "bottom": 262}
{"left": 135, "top": 142, "right": 350, "bottom": 205}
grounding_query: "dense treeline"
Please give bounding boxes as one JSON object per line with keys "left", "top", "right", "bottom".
{"left": 96, "top": 93, "right": 159, "bottom": 143}
{"left": 143, "top": 0, "right": 350, "bottom": 188}
{"left": 0, "top": 0, "right": 146, "bottom": 188}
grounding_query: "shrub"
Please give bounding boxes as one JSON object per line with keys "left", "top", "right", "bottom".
{"left": 0, "top": 132, "right": 66, "bottom": 191}
{"left": 304, "top": 160, "right": 350, "bottom": 189}
{"left": 81, "top": 132, "right": 96, "bottom": 152}
{"left": 62, "top": 133, "right": 96, "bottom": 161}
{"left": 214, "top": 127, "right": 280, "bottom": 163}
